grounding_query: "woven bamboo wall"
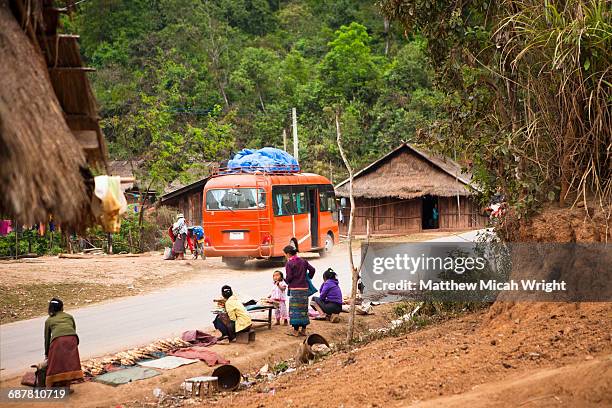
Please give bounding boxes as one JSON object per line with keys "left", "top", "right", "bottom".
{"left": 339, "top": 196, "right": 487, "bottom": 235}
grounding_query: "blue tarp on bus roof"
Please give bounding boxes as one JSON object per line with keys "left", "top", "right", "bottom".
{"left": 225, "top": 147, "right": 299, "bottom": 173}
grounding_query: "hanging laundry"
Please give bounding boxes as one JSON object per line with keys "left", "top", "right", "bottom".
{"left": 92, "top": 176, "right": 128, "bottom": 233}
{"left": 49, "top": 215, "right": 56, "bottom": 233}
{"left": 0, "top": 220, "right": 11, "bottom": 236}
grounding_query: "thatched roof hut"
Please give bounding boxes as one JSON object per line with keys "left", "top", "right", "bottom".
{"left": 0, "top": 0, "right": 107, "bottom": 229}
{"left": 335, "top": 143, "right": 485, "bottom": 235}
{"left": 335, "top": 143, "right": 473, "bottom": 199}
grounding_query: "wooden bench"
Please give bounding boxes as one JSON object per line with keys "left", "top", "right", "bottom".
{"left": 245, "top": 304, "right": 275, "bottom": 330}
{"left": 183, "top": 376, "right": 218, "bottom": 397}
{"left": 236, "top": 329, "right": 256, "bottom": 344}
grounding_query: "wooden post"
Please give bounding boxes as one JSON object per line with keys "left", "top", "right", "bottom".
{"left": 292, "top": 108, "right": 299, "bottom": 160}
{"left": 107, "top": 233, "right": 113, "bottom": 255}
{"left": 14, "top": 219, "right": 18, "bottom": 260}
{"left": 454, "top": 148, "right": 461, "bottom": 227}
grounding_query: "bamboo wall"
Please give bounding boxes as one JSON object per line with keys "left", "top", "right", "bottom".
{"left": 165, "top": 191, "right": 203, "bottom": 226}
{"left": 339, "top": 196, "right": 488, "bottom": 235}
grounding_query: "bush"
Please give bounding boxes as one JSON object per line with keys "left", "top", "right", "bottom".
{"left": 0, "top": 229, "right": 63, "bottom": 257}
{"left": 0, "top": 205, "right": 177, "bottom": 256}
{"left": 84, "top": 206, "right": 174, "bottom": 253}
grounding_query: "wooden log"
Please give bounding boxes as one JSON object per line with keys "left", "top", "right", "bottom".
{"left": 48, "top": 66, "right": 96, "bottom": 72}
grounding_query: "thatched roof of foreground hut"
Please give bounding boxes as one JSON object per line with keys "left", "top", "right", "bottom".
{"left": 335, "top": 143, "right": 474, "bottom": 199}
{"left": 0, "top": 0, "right": 107, "bottom": 230}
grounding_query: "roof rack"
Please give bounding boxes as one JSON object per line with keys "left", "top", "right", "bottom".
{"left": 212, "top": 164, "right": 301, "bottom": 177}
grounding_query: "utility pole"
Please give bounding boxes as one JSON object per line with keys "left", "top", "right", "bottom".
{"left": 282, "top": 128, "right": 287, "bottom": 152}
{"left": 292, "top": 108, "right": 298, "bottom": 160}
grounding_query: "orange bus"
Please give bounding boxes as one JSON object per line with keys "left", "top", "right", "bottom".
{"left": 202, "top": 170, "right": 339, "bottom": 267}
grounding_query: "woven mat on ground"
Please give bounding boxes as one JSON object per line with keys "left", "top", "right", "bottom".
{"left": 94, "top": 366, "right": 160, "bottom": 386}
{"left": 137, "top": 356, "right": 198, "bottom": 370}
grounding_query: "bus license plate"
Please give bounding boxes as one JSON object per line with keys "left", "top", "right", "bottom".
{"left": 229, "top": 232, "right": 244, "bottom": 240}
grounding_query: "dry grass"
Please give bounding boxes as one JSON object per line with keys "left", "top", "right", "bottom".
{"left": 0, "top": 283, "right": 128, "bottom": 324}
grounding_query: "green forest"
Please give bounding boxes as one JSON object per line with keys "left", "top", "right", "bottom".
{"left": 71, "top": 0, "right": 441, "bottom": 185}
{"left": 70, "top": 0, "right": 610, "bottom": 214}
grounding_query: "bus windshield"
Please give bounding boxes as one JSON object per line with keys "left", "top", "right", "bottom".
{"left": 206, "top": 188, "right": 266, "bottom": 210}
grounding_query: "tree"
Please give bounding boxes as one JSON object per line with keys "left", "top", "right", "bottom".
{"left": 231, "top": 47, "right": 281, "bottom": 113}
{"left": 319, "top": 22, "right": 382, "bottom": 102}
{"left": 379, "top": 0, "right": 611, "bottom": 213}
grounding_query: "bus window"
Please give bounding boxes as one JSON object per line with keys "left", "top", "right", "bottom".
{"left": 319, "top": 185, "right": 336, "bottom": 212}
{"left": 272, "top": 186, "right": 294, "bottom": 216}
{"left": 257, "top": 190, "right": 267, "bottom": 208}
{"left": 206, "top": 188, "right": 265, "bottom": 210}
{"left": 291, "top": 186, "right": 307, "bottom": 214}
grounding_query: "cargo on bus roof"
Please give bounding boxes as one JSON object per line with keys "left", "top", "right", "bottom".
{"left": 222, "top": 148, "right": 300, "bottom": 174}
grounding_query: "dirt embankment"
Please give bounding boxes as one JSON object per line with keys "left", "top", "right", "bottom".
{"left": 504, "top": 203, "right": 610, "bottom": 243}
{"left": 198, "top": 207, "right": 612, "bottom": 407}
{"left": 199, "top": 301, "right": 610, "bottom": 408}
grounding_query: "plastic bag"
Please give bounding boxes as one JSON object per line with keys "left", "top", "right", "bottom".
{"left": 92, "top": 176, "right": 128, "bottom": 233}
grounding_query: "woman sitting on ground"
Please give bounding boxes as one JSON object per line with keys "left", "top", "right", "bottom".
{"left": 284, "top": 245, "right": 315, "bottom": 336}
{"left": 213, "top": 285, "right": 252, "bottom": 342}
{"left": 44, "top": 298, "right": 83, "bottom": 390}
{"left": 311, "top": 268, "right": 342, "bottom": 323}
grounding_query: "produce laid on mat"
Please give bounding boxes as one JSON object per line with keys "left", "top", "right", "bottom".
{"left": 81, "top": 337, "right": 192, "bottom": 376}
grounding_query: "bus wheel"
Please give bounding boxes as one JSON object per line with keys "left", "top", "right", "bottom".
{"left": 319, "top": 233, "right": 334, "bottom": 257}
{"left": 223, "top": 257, "right": 247, "bottom": 269}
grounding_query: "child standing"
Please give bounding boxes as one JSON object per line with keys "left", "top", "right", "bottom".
{"left": 269, "top": 270, "right": 288, "bottom": 325}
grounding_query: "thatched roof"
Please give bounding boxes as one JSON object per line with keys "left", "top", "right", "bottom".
{"left": 0, "top": 0, "right": 107, "bottom": 229}
{"left": 108, "top": 160, "right": 139, "bottom": 191}
{"left": 335, "top": 143, "right": 474, "bottom": 199}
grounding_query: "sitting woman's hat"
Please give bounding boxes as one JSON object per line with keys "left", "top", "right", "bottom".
{"left": 176, "top": 213, "right": 184, "bottom": 219}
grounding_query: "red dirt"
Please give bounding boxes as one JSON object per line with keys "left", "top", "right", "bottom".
{"left": 205, "top": 302, "right": 610, "bottom": 408}
{"left": 197, "top": 207, "right": 612, "bottom": 408}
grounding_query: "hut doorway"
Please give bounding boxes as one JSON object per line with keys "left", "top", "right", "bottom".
{"left": 422, "top": 195, "right": 439, "bottom": 230}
